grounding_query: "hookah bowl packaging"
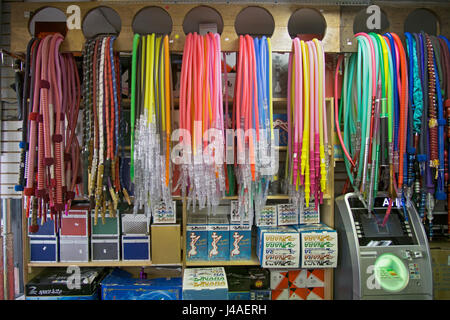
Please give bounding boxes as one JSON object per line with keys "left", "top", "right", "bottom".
{"left": 229, "top": 224, "right": 251, "bottom": 261}
{"left": 186, "top": 215, "right": 208, "bottom": 261}
{"left": 207, "top": 215, "right": 230, "bottom": 261}
{"left": 182, "top": 267, "right": 228, "bottom": 300}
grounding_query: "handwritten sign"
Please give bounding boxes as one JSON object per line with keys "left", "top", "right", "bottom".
{"left": 277, "top": 204, "right": 299, "bottom": 225}
{"left": 153, "top": 201, "right": 176, "bottom": 224}
{"left": 300, "top": 231, "right": 338, "bottom": 268}
{"left": 261, "top": 232, "right": 300, "bottom": 268}
{"left": 256, "top": 205, "right": 277, "bottom": 227}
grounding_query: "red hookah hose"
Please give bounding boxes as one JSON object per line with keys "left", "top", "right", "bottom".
{"left": 392, "top": 33, "right": 409, "bottom": 190}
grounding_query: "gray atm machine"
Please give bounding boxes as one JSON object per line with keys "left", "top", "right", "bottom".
{"left": 334, "top": 193, "right": 433, "bottom": 299}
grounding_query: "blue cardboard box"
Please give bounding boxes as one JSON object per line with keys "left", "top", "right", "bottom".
{"left": 256, "top": 226, "right": 300, "bottom": 268}
{"left": 250, "top": 290, "right": 272, "bottom": 300}
{"left": 186, "top": 215, "right": 208, "bottom": 261}
{"left": 28, "top": 214, "right": 56, "bottom": 237}
{"left": 30, "top": 237, "right": 58, "bottom": 262}
{"left": 207, "top": 216, "right": 230, "bottom": 261}
{"left": 229, "top": 224, "right": 251, "bottom": 261}
{"left": 101, "top": 268, "right": 182, "bottom": 300}
{"left": 229, "top": 291, "right": 251, "bottom": 300}
{"left": 182, "top": 267, "right": 228, "bottom": 300}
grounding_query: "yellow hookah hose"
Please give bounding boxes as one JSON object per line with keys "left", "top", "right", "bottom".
{"left": 314, "top": 39, "right": 327, "bottom": 194}
{"left": 164, "top": 35, "right": 171, "bottom": 187}
{"left": 148, "top": 34, "right": 155, "bottom": 123}
{"left": 154, "top": 36, "right": 161, "bottom": 124}
{"left": 159, "top": 36, "right": 165, "bottom": 133}
{"left": 300, "top": 40, "right": 311, "bottom": 206}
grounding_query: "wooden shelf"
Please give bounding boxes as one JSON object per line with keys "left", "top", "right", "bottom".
{"left": 28, "top": 260, "right": 159, "bottom": 268}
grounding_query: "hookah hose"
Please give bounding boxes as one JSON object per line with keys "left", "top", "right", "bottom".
{"left": 16, "top": 38, "right": 38, "bottom": 192}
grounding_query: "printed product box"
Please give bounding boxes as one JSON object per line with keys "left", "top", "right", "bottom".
{"left": 306, "top": 269, "right": 325, "bottom": 287}
{"left": 153, "top": 201, "right": 176, "bottom": 224}
{"left": 296, "top": 224, "right": 338, "bottom": 268}
{"left": 101, "top": 268, "right": 182, "bottom": 300}
{"left": 277, "top": 203, "right": 299, "bottom": 225}
{"left": 271, "top": 289, "right": 289, "bottom": 300}
{"left": 230, "top": 200, "right": 250, "bottom": 223}
{"left": 299, "top": 201, "right": 320, "bottom": 224}
{"left": 250, "top": 290, "right": 271, "bottom": 300}
{"left": 225, "top": 267, "right": 251, "bottom": 292}
{"left": 289, "top": 287, "right": 325, "bottom": 300}
{"left": 207, "top": 216, "right": 230, "bottom": 261}
{"left": 228, "top": 291, "right": 251, "bottom": 300}
{"left": 288, "top": 269, "right": 308, "bottom": 288}
{"left": 182, "top": 267, "right": 228, "bottom": 300}
{"left": 186, "top": 215, "right": 208, "bottom": 261}
{"left": 229, "top": 224, "right": 251, "bottom": 260}
{"left": 151, "top": 224, "right": 181, "bottom": 264}
{"left": 270, "top": 269, "right": 290, "bottom": 290}
{"left": 26, "top": 267, "right": 107, "bottom": 299}
{"left": 256, "top": 205, "right": 277, "bottom": 227}
{"left": 248, "top": 268, "right": 270, "bottom": 290}
{"left": 257, "top": 226, "right": 300, "bottom": 268}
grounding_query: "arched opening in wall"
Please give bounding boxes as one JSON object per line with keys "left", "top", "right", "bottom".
{"left": 353, "top": 7, "right": 389, "bottom": 34}
{"left": 182, "top": 6, "right": 223, "bottom": 35}
{"left": 404, "top": 8, "right": 439, "bottom": 35}
{"left": 287, "top": 8, "right": 326, "bottom": 41}
{"left": 132, "top": 6, "right": 173, "bottom": 35}
{"left": 82, "top": 6, "right": 122, "bottom": 39}
{"left": 28, "top": 7, "right": 67, "bottom": 37}
{"left": 235, "top": 6, "right": 274, "bottom": 37}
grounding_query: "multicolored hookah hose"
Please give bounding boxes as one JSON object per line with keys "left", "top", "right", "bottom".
{"left": 177, "top": 32, "right": 226, "bottom": 212}
{"left": 130, "top": 33, "right": 173, "bottom": 217}
{"left": 233, "top": 34, "right": 274, "bottom": 224}
{"left": 286, "top": 37, "right": 329, "bottom": 212}
{"left": 23, "top": 33, "right": 81, "bottom": 232}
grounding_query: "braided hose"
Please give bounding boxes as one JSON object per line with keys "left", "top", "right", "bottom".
{"left": 426, "top": 36, "right": 439, "bottom": 169}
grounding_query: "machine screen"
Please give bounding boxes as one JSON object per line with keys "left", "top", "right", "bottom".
{"left": 348, "top": 197, "right": 417, "bottom": 246}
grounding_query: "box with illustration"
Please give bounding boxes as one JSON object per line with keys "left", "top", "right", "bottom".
{"left": 256, "top": 226, "right": 300, "bottom": 268}
{"left": 256, "top": 205, "right": 277, "bottom": 227}
{"left": 182, "top": 267, "right": 228, "bottom": 300}
{"left": 186, "top": 215, "right": 208, "bottom": 261}
{"left": 229, "top": 223, "right": 251, "bottom": 261}
{"left": 207, "top": 215, "right": 230, "bottom": 261}
{"left": 296, "top": 224, "right": 338, "bottom": 268}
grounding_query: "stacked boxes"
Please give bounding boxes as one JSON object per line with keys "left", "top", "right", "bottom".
{"left": 182, "top": 267, "right": 228, "bottom": 300}
{"left": 225, "top": 267, "right": 271, "bottom": 300}
{"left": 270, "top": 269, "right": 325, "bottom": 300}
{"left": 91, "top": 211, "right": 120, "bottom": 261}
{"left": 256, "top": 223, "right": 338, "bottom": 269}
{"left": 59, "top": 207, "right": 90, "bottom": 262}
{"left": 121, "top": 214, "right": 150, "bottom": 261}
{"left": 29, "top": 213, "right": 58, "bottom": 263}
{"left": 186, "top": 213, "right": 252, "bottom": 262}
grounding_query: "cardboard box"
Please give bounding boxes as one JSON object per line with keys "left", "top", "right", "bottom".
{"left": 151, "top": 224, "right": 181, "bottom": 264}
{"left": 230, "top": 200, "right": 249, "bottom": 224}
{"left": 186, "top": 215, "right": 208, "bottom": 261}
{"left": 101, "top": 268, "right": 182, "bottom": 300}
{"left": 288, "top": 269, "right": 308, "bottom": 288}
{"left": 207, "top": 216, "right": 230, "bottom": 261}
{"left": 296, "top": 224, "right": 338, "bottom": 268}
{"left": 248, "top": 268, "right": 270, "bottom": 290}
{"left": 277, "top": 203, "right": 299, "bottom": 226}
{"left": 271, "top": 289, "right": 289, "bottom": 300}
{"left": 299, "top": 201, "right": 320, "bottom": 224}
{"left": 153, "top": 201, "right": 176, "bottom": 224}
{"left": 250, "top": 290, "right": 271, "bottom": 300}
{"left": 229, "top": 224, "right": 251, "bottom": 260}
{"left": 306, "top": 269, "right": 325, "bottom": 287}
{"left": 257, "top": 226, "right": 300, "bottom": 268}
{"left": 289, "top": 287, "right": 324, "bottom": 300}
{"left": 225, "top": 267, "right": 251, "bottom": 292}
{"left": 182, "top": 267, "right": 228, "bottom": 300}
{"left": 430, "top": 241, "right": 450, "bottom": 300}
{"left": 256, "top": 205, "right": 277, "bottom": 227}
{"left": 228, "top": 291, "right": 251, "bottom": 300}
{"left": 270, "top": 269, "right": 289, "bottom": 290}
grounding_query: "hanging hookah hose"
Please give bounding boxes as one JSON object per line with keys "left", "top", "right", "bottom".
{"left": 23, "top": 33, "right": 81, "bottom": 232}
{"left": 437, "top": 35, "right": 450, "bottom": 234}
{"left": 286, "top": 38, "right": 328, "bottom": 211}
{"left": 178, "top": 32, "right": 225, "bottom": 212}
{"left": 132, "top": 33, "right": 173, "bottom": 217}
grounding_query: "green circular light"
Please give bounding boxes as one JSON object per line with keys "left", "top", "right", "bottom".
{"left": 374, "top": 253, "right": 409, "bottom": 293}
